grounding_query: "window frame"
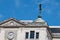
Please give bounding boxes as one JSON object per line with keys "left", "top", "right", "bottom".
{"left": 25, "top": 32, "right": 29, "bottom": 39}
{"left": 36, "top": 32, "right": 39, "bottom": 39}
{"left": 30, "top": 31, "right": 35, "bottom": 39}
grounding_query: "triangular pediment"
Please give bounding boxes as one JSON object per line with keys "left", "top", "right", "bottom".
{"left": 0, "top": 18, "right": 26, "bottom": 27}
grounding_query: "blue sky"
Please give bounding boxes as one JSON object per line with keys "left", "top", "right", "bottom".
{"left": 0, "top": 0, "right": 60, "bottom": 26}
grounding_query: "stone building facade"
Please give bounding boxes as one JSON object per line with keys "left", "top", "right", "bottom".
{"left": 0, "top": 17, "right": 59, "bottom": 40}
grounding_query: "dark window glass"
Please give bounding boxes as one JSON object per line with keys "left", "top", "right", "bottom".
{"left": 36, "top": 32, "right": 39, "bottom": 39}
{"left": 30, "top": 31, "right": 35, "bottom": 39}
{"left": 50, "top": 28, "right": 60, "bottom": 33}
{"left": 25, "top": 32, "right": 29, "bottom": 39}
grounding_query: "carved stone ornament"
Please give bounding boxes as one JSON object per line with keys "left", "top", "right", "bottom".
{"left": 7, "top": 32, "right": 15, "bottom": 40}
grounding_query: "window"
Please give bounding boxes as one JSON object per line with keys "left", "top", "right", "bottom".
{"left": 30, "top": 31, "right": 35, "bottom": 39}
{"left": 25, "top": 32, "right": 29, "bottom": 39}
{"left": 36, "top": 32, "right": 39, "bottom": 39}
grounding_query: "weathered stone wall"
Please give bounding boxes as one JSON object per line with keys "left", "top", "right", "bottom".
{"left": 0, "top": 27, "right": 49, "bottom": 40}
